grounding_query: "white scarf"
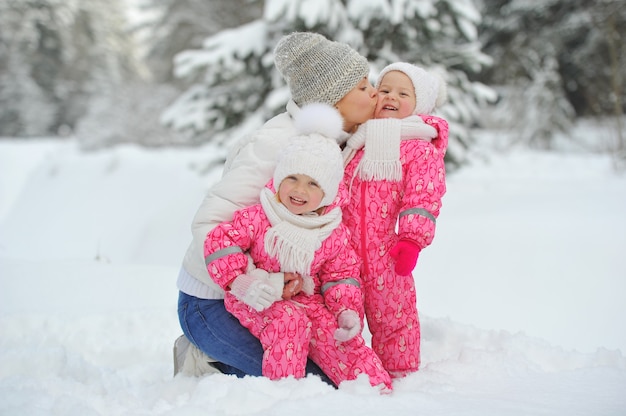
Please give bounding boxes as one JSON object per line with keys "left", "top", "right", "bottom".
{"left": 342, "top": 116, "right": 438, "bottom": 182}
{"left": 260, "top": 187, "right": 342, "bottom": 275}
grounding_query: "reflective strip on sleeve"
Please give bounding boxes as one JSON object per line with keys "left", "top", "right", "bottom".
{"left": 399, "top": 207, "right": 436, "bottom": 224}
{"left": 205, "top": 245, "right": 243, "bottom": 266}
{"left": 321, "top": 278, "right": 361, "bottom": 295}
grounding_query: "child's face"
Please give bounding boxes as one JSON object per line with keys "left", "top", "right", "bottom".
{"left": 277, "top": 174, "right": 326, "bottom": 215}
{"left": 375, "top": 71, "right": 416, "bottom": 119}
{"left": 335, "top": 77, "right": 378, "bottom": 132}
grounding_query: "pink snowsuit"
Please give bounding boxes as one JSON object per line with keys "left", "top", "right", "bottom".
{"left": 342, "top": 114, "right": 449, "bottom": 376}
{"left": 204, "top": 186, "right": 392, "bottom": 390}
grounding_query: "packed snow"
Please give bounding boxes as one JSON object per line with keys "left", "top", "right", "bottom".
{"left": 1, "top": 120, "right": 625, "bottom": 415}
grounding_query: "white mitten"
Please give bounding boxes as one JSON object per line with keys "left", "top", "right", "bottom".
{"left": 267, "top": 272, "right": 286, "bottom": 297}
{"left": 334, "top": 310, "right": 361, "bottom": 342}
{"left": 230, "top": 268, "right": 282, "bottom": 311}
{"left": 400, "top": 116, "right": 438, "bottom": 141}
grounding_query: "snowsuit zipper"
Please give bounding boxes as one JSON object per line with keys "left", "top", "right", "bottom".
{"left": 359, "top": 181, "right": 369, "bottom": 276}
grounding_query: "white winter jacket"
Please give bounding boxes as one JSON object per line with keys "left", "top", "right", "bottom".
{"left": 177, "top": 100, "right": 350, "bottom": 299}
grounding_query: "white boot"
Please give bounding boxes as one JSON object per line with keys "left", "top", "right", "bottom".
{"left": 173, "top": 335, "right": 222, "bottom": 377}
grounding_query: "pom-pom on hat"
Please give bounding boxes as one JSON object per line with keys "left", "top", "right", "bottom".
{"left": 273, "top": 103, "right": 345, "bottom": 209}
{"left": 376, "top": 62, "right": 447, "bottom": 115}
{"left": 274, "top": 32, "right": 369, "bottom": 107}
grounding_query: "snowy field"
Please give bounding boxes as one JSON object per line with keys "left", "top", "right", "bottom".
{"left": 1, "top": 121, "right": 625, "bottom": 415}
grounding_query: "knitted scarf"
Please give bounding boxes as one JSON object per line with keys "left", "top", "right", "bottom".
{"left": 342, "top": 116, "right": 437, "bottom": 182}
{"left": 260, "top": 187, "right": 342, "bottom": 275}
{"left": 360, "top": 119, "right": 403, "bottom": 181}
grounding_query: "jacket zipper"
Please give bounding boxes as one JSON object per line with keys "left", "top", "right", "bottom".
{"left": 359, "top": 181, "right": 369, "bottom": 275}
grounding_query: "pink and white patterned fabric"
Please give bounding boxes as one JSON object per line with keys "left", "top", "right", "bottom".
{"left": 205, "top": 196, "right": 392, "bottom": 390}
{"left": 342, "top": 114, "right": 449, "bottom": 376}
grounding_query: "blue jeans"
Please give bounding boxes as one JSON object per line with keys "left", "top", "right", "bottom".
{"left": 177, "top": 291, "right": 333, "bottom": 384}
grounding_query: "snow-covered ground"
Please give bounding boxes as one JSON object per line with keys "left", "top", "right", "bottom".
{"left": 1, "top": 122, "right": 625, "bottom": 415}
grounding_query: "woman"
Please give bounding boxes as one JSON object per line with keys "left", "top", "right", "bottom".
{"left": 175, "top": 32, "right": 377, "bottom": 381}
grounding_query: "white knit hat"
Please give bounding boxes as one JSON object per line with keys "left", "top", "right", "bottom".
{"left": 376, "top": 62, "right": 447, "bottom": 115}
{"left": 274, "top": 32, "right": 370, "bottom": 106}
{"left": 273, "top": 103, "right": 345, "bottom": 209}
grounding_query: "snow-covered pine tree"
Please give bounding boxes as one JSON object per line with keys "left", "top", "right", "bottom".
{"left": 160, "top": 20, "right": 276, "bottom": 147}
{"left": 477, "top": 0, "right": 576, "bottom": 148}
{"left": 163, "top": 0, "right": 496, "bottom": 167}
{"left": 137, "top": 0, "right": 263, "bottom": 84}
{"left": 345, "top": 0, "right": 496, "bottom": 167}
{"left": 0, "top": 0, "right": 142, "bottom": 138}
{"left": 0, "top": 0, "right": 56, "bottom": 136}
{"left": 75, "top": 0, "right": 264, "bottom": 149}
{"left": 478, "top": 0, "right": 625, "bottom": 149}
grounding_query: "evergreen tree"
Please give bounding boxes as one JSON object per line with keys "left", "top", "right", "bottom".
{"left": 478, "top": 0, "right": 625, "bottom": 148}
{"left": 163, "top": 0, "right": 496, "bottom": 167}
{"left": 0, "top": 0, "right": 142, "bottom": 137}
{"left": 345, "top": 0, "right": 496, "bottom": 166}
{"left": 0, "top": 0, "right": 60, "bottom": 136}
{"left": 138, "top": 0, "right": 263, "bottom": 83}
{"left": 160, "top": 20, "right": 277, "bottom": 147}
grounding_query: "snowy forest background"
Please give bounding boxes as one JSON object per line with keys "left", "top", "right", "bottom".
{"left": 1, "top": 0, "right": 624, "bottom": 169}
{"left": 2, "top": 2, "right": 626, "bottom": 413}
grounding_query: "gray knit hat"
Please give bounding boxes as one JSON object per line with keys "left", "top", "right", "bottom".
{"left": 274, "top": 32, "right": 369, "bottom": 106}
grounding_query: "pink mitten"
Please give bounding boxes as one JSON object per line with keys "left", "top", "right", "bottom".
{"left": 334, "top": 310, "right": 361, "bottom": 342}
{"left": 389, "top": 240, "right": 421, "bottom": 275}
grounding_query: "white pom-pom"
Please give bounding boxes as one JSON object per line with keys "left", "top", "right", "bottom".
{"left": 435, "top": 76, "right": 447, "bottom": 108}
{"left": 430, "top": 69, "right": 448, "bottom": 109}
{"left": 294, "top": 103, "right": 344, "bottom": 139}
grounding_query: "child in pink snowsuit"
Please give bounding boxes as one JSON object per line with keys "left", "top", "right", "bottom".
{"left": 204, "top": 104, "right": 392, "bottom": 392}
{"left": 341, "top": 62, "right": 449, "bottom": 378}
